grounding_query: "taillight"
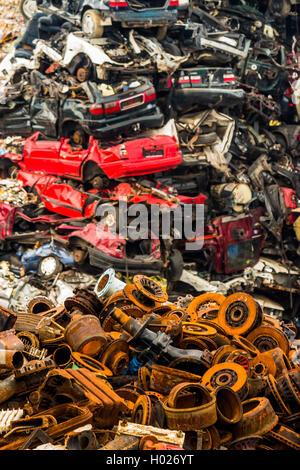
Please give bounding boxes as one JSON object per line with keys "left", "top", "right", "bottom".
{"left": 90, "top": 104, "right": 103, "bottom": 115}
{"left": 104, "top": 101, "right": 121, "bottom": 114}
{"left": 109, "top": 1, "right": 128, "bottom": 7}
{"left": 144, "top": 87, "right": 156, "bottom": 103}
{"left": 169, "top": 0, "right": 179, "bottom": 5}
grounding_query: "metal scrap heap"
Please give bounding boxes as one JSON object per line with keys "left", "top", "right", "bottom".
{"left": 0, "top": 270, "right": 298, "bottom": 450}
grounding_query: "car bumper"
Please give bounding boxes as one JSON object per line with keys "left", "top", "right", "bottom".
{"left": 173, "top": 88, "right": 245, "bottom": 109}
{"left": 111, "top": 10, "right": 177, "bottom": 26}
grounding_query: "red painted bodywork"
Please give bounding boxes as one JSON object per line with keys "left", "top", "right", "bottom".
{"left": 3, "top": 132, "right": 182, "bottom": 181}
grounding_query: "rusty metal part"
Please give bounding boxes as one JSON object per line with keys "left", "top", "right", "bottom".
{"left": 282, "top": 412, "right": 300, "bottom": 433}
{"left": 263, "top": 315, "right": 281, "bottom": 328}
{"left": 146, "top": 391, "right": 165, "bottom": 401}
{"left": 138, "top": 366, "right": 151, "bottom": 391}
{"left": 186, "top": 293, "right": 226, "bottom": 318}
{"left": 0, "top": 404, "right": 92, "bottom": 450}
{"left": 226, "top": 351, "right": 251, "bottom": 375}
{"left": 0, "top": 329, "right": 24, "bottom": 370}
{"left": 231, "top": 335, "right": 260, "bottom": 357}
{"left": 99, "top": 340, "right": 129, "bottom": 375}
{"left": 101, "top": 293, "right": 144, "bottom": 331}
{"left": 232, "top": 397, "right": 278, "bottom": 439}
{"left": 191, "top": 307, "right": 220, "bottom": 322}
{"left": 218, "top": 293, "right": 263, "bottom": 336}
{"left": 64, "top": 288, "right": 102, "bottom": 316}
{"left": 179, "top": 336, "right": 212, "bottom": 351}
{"left": 182, "top": 322, "right": 218, "bottom": 338}
{"left": 94, "top": 268, "right": 126, "bottom": 301}
{"left": 71, "top": 352, "right": 113, "bottom": 376}
{"left": 247, "top": 376, "right": 267, "bottom": 398}
{"left": 162, "top": 308, "right": 188, "bottom": 322}
{"left": 264, "top": 374, "right": 291, "bottom": 415}
{"left": 115, "top": 386, "right": 142, "bottom": 411}
{"left": 0, "top": 409, "right": 24, "bottom": 435}
{"left": 61, "top": 368, "right": 128, "bottom": 428}
{"left": 123, "top": 284, "right": 161, "bottom": 313}
{"left": 14, "top": 310, "right": 65, "bottom": 341}
{"left": 252, "top": 348, "right": 292, "bottom": 379}
{"left": 151, "top": 305, "right": 178, "bottom": 316}
{"left": 0, "top": 305, "right": 17, "bottom": 331}
{"left": 214, "top": 385, "right": 243, "bottom": 425}
{"left": 117, "top": 420, "right": 185, "bottom": 447}
{"left": 211, "top": 346, "right": 236, "bottom": 365}
{"left": 247, "top": 326, "right": 290, "bottom": 355}
{"left": 4, "top": 414, "right": 58, "bottom": 438}
{"left": 65, "top": 429, "right": 98, "bottom": 450}
{"left": 132, "top": 395, "right": 152, "bottom": 426}
{"left": 27, "top": 297, "right": 54, "bottom": 314}
{"left": 201, "top": 362, "right": 249, "bottom": 400}
{"left": 16, "top": 331, "right": 40, "bottom": 349}
{"left": 201, "top": 425, "right": 221, "bottom": 450}
{"left": 52, "top": 344, "right": 73, "bottom": 367}
{"left": 210, "top": 333, "right": 232, "bottom": 348}
{"left": 228, "top": 435, "right": 264, "bottom": 450}
{"left": 64, "top": 314, "right": 107, "bottom": 357}
{"left": 219, "top": 430, "right": 232, "bottom": 447}
{"left": 276, "top": 369, "right": 300, "bottom": 412}
{"left": 195, "top": 320, "right": 227, "bottom": 336}
{"left": 149, "top": 364, "right": 201, "bottom": 395}
{"left": 266, "top": 424, "right": 300, "bottom": 450}
{"left": 133, "top": 275, "right": 168, "bottom": 303}
{"left": 99, "top": 433, "right": 139, "bottom": 450}
{"left": 163, "top": 382, "right": 217, "bottom": 431}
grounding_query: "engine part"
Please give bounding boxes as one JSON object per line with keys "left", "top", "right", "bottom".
{"left": 0, "top": 409, "right": 24, "bottom": 434}
{"left": 162, "top": 383, "right": 217, "bottom": 431}
{"left": 65, "top": 428, "right": 98, "bottom": 450}
{"left": 71, "top": 352, "right": 113, "bottom": 377}
{"left": 116, "top": 420, "right": 185, "bottom": 447}
{"left": 99, "top": 340, "right": 129, "bottom": 375}
{"left": 64, "top": 314, "right": 107, "bottom": 357}
{"left": 266, "top": 424, "right": 300, "bottom": 450}
{"left": 186, "top": 293, "right": 226, "bottom": 320}
{"left": 52, "top": 344, "right": 73, "bottom": 367}
{"left": 214, "top": 386, "right": 243, "bottom": 425}
{"left": 264, "top": 374, "right": 292, "bottom": 415}
{"left": 0, "top": 329, "right": 24, "bottom": 370}
{"left": 27, "top": 297, "right": 55, "bottom": 315}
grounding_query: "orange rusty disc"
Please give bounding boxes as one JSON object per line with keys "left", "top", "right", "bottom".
{"left": 133, "top": 275, "right": 168, "bottom": 303}
{"left": 218, "top": 293, "right": 262, "bottom": 336}
{"left": 246, "top": 326, "right": 290, "bottom": 355}
{"left": 250, "top": 352, "right": 277, "bottom": 378}
{"left": 201, "top": 362, "right": 248, "bottom": 398}
{"left": 186, "top": 293, "right": 226, "bottom": 316}
{"left": 132, "top": 394, "right": 152, "bottom": 426}
{"left": 182, "top": 322, "right": 217, "bottom": 337}
{"left": 123, "top": 284, "right": 161, "bottom": 312}
{"left": 231, "top": 335, "right": 260, "bottom": 357}
{"left": 138, "top": 366, "right": 152, "bottom": 391}
{"left": 211, "top": 346, "right": 236, "bottom": 366}
{"left": 232, "top": 397, "right": 278, "bottom": 439}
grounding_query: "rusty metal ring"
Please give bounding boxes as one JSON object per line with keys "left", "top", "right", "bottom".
{"left": 133, "top": 275, "right": 168, "bottom": 303}
{"left": 232, "top": 397, "right": 278, "bottom": 439}
{"left": 246, "top": 326, "right": 290, "bottom": 355}
{"left": 218, "top": 293, "right": 262, "bottom": 336}
{"left": 99, "top": 340, "right": 129, "bottom": 375}
{"left": 277, "top": 370, "right": 300, "bottom": 408}
{"left": 27, "top": 296, "right": 55, "bottom": 314}
{"left": 201, "top": 362, "right": 249, "bottom": 399}
{"left": 16, "top": 331, "right": 40, "bottom": 349}
{"left": 146, "top": 391, "right": 165, "bottom": 401}
{"left": 138, "top": 366, "right": 152, "bottom": 391}
{"left": 201, "top": 425, "right": 221, "bottom": 450}
{"left": 182, "top": 322, "right": 217, "bottom": 338}
{"left": 194, "top": 320, "right": 227, "bottom": 336}
{"left": 71, "top": 352, "right": 113, "bottom": 376}
{"left": 123, "top": 284, "right": 160, "bottom": 312}
{"left": 231, "top": 335, "right": 260, "bottom": 357}
{"left": 211, "top": 346, "right": 236, "bottom": 366}
{"left": 214, "top": 385, "right": 243, "bottom": 425}
{"left": 267, "top": 425, "right": 300, "bottom": 450}
{"left": 163, "top": 382, "right": 217, "bottom": 431}
{"left": 265, "top": 374, "right": 291, "bottom": 415}
{"left": 132, "top": 394, "right": 152, "bottom": 426}
{"left": 186, "top": 293, "right": 226, "bottom": 317}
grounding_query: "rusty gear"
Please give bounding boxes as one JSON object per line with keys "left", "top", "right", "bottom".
{"left": 186, "top": 293, "right": 226, "bottom": 318}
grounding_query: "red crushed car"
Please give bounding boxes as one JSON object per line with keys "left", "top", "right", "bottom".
{"left": 1, "top": 132, "right": 182, "bottom": 187}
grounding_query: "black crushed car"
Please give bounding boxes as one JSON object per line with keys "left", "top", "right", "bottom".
{"left": 0, "top": 71, "right": 164, "bottom": 143}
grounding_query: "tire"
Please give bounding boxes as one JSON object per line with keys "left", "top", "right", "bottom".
{"left": 162, "top": 42, "right": 182, "bottom": 56}
{"left": 82, "top": 10, "right": 104, "bottom": 38}
{"left": 37, "top": 256, "right": 62, "bottom": 279}
{"left": 20, "top": 0, "right": 37, "bottom": 21}
{"left": 156, "top": 25, "right": 168, "bottom": 41}
{"left": 63, "top": 122, "right": 88, "bottom": 148}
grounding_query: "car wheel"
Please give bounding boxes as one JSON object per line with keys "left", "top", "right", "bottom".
{"left": 90, "top": 175, "right": 104, "bottom": 190}
{"left": 20, "top": 0, "right": 37, "bottom": 20}
{"left": 64, "top": 123, "right": 88, "bottom": 147}
{"left": 82, "top": 10, "right": 104, "bottom": 38}
{"left": 156, "top": 25, "right": 168, "bottom": 41}
{"left": 38, "top": 256, "right": 62, "bottom": 279}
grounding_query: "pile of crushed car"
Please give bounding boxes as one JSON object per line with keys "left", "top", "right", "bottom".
{"left": 0, "top": 0, "right": 299, "bottom": 451}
